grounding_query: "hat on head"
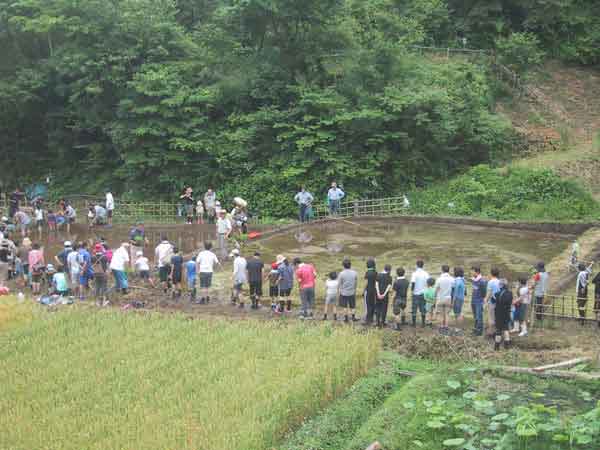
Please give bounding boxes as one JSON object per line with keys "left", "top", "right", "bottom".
{"left": 136, "top": 251, "right": 143, "bottom": 257}
{"left": 122, "top": 242, "right": 130, "bottom": 248}
{"left": 230, "top": 248, "right": 240, "bottom": 257}
{"left": 64, "top": 241, "right": 72, "bottom": 248}
{"left": 46, "top": 263, "right": 55, "bottom": 272}
{"left": 94, "top": 243, "right": 104, "bottom": 253}
{"left": 276, "top": 254, "right": 285, "bottom": 265}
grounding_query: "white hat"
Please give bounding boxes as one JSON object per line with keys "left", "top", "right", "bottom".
{"left": 64, "top": 241, "right": 72, "bottom": 247}
{"left": 136, "top": 251, "right": 143, "bottom": 257}
{"left": 1, "top": 217, "right": 7, "bottom": 222}
{"left": 276, "top": 254, "right": 285, "bottom": 265}
{"left": 230, "top": 248, "right": 240, "bottom": 257}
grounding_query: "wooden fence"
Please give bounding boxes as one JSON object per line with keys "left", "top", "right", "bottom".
{"left": 534, "top": 294, "right": 599, "bottom": 327}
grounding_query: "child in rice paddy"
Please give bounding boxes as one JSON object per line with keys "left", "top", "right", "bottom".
{"left": 424, "top": 277, "right": 436, "bottom": 326}
{"left": 392, "top": 267, "right": 409, "bottom": 330}
{"left": 186, "top": 256, "right": 197, "bottom": 302}
{"left": 170, "top": 247, "right": 184, "bottom": 299}
{"left": 322, "top": 271, "right": 339, "bottom": 321}
{"left": 268, "top": 262, "right": 280, "bottom": 312}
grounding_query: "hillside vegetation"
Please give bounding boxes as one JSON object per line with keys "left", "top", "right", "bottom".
{"left": 1, "top": 0, "right": 599, "bottom": 215}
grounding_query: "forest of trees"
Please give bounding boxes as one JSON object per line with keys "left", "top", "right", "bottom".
{"left": 1, "top": 0, "right": 599, "bottom": 214}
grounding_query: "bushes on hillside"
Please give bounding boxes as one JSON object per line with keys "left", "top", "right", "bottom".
{"left": 410, "top": 165, "right": 599, "bottom": 221}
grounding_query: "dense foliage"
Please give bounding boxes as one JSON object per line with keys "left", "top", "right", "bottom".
{"left": 410, "top": 165, "right": 600, "bottom": 221}
{"left": 1, "top": 0, "right": 598, "bottom": 215}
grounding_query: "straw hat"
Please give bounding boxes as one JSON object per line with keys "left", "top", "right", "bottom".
{"left": 276, "top": 254, "right": 285, "bottom": 265}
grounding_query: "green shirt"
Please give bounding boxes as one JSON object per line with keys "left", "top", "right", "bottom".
{"left": 424, "top": 286, "right": 436, "bottom": 304}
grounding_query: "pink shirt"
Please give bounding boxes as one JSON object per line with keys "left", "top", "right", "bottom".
{"left": 296, "top": 264, "right": 316, "bottom": 289}
{"left": 28, "top": 249, "right": 44, "bottom": 268}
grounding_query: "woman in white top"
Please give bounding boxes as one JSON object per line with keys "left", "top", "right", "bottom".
{"left": 322, "top": 271, "right": 339, "bottom": 321}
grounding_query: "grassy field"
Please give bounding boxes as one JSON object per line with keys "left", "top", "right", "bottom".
{"left": 0, "top": 303, "right": 379, "bottom": 450}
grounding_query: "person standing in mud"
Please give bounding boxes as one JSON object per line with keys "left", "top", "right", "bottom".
{"left": 216, "top": 210, "right": 232, "bottom": 260}
{"left": 129, "top": 221, "right": 148, "bottom": 263}
{"left": 155, "top": 236, "right": 174, "bottom": 294}
{"left": 110, "top": 243, "right": 130, "bottom": 295}
{"left": 230, "top": 248, "right": 247, "bottom": 308}
{"left": 246, "top": 251, "right": 264, "bottom": 310}
{"left": 409, "top": 260, "right": 429, "bottom": 327}
{"left": 327, "top": 182, "right": 345, "bottom": 215}
{"left": 204, "top": 188, "right": 217, "bottom": 224}
{"left": 105, "top": 189, "right": 115, "bottom": 226}
{"left": 364, "top": 258, "right": 378, "bottom": 325}
{"left": 277, "top": 256, "right": 295, "bottom": 313}
{"left": 180, "top": 187, "right": 195, "bottom": 225}
{"left": 294, "top": 186, "right": 314, "bottom": 223}
{"left": 295, "top": 257, "right": 317, "bottom": 319}
{"left": 195, "top": 241, "right": 221, "bottom": 304}
{"left": 532, "top": 262, "right": 549, "bottom": 322}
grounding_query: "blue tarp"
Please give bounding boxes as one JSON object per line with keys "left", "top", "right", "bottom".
{"left": 25, "top": 183, "right": 48, "bottom": 201}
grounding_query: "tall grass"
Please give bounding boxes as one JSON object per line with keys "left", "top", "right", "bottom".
{"left": 0, "top": 309, "right": 379, "bottom": 450}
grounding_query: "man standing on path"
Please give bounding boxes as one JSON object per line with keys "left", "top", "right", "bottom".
{"left": 294, "top": 186, "right": 314, "bottom": 223}
{"left": 204, "top": 188, "right": 217, "bottom": 224}
{"left": 216, "top": 210, "right": 232, "bottom": 260}
{"left": 327, "top": 182, "right": 345, "bottom": 215}
{"left": 196, "top": 241, "right": 221, "bottom": 304}
{"left": 338, "top": 258, "right": 358, "bottom": 323}
{"left": 155, "top": 236, "right": 174, "bottom": 294}
{"left": 532, "top": 262, "right": 549, "bottom": 322}
{"left": 246, "top": 251, "right": 264, "bottom": 310}
{"left": 294, "top": 257, "right": 317, "bottom": 319}
{"left": 434, "top": 265, "right": 454, "bottom": 333}
{"left": 105, "top": 189, "right": 115, "bottom": 226}
{"left": 410, "top": 260, "right": 429, "bottom": 327}
{"left": 471, "top": 266, "right": 486, "bottom": 336}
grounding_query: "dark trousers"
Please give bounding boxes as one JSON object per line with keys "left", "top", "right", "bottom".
{"left": 535, "top": 295, "right": 545, "bottom": 321}
{"left": 299, "top": 204, "right": 309, "bottom": 222}
{"left": 411, "top": 294, "right": 426, "bottom": 323}
{"left": 577, "top": 297, "right": 588, "bottom": 323}
{"left": 375, "top": 297, "right": 389, "bottom": 325}
{"left": 365, "top": 291, "right": 376, "bottom": 323}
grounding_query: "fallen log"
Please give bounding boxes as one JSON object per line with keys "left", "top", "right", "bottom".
{"left": 366, "top": 442, "right": 382, "bottom": 450}
{"left": 532, "top": 357, "right": 591, "bottom": 372}
{"left": 487, "top": 366, "right": 600, "bottom": 381}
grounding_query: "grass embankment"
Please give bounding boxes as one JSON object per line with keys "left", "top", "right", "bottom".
{"left": 0, "top": 308, "right": 379, "bottom": 450}
{"left": 0, "top": 295, "right": 34, "bottom": 332}
{"left": 409, "top": 164, "right": 599, "bottom": 222}
{"left": 284, "top": 353, "right": 600, "bottom": 450}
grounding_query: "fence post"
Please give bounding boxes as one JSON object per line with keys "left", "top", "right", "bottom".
{"left": 446, "top": 47, "right": 450, "bottom": 59}
{"left": 353, "top": 200, "right": 359, "bottom": 217}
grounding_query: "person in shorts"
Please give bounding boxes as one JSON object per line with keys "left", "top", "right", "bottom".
{"left": 135, "top": 251, "right": 155, "bottom": 287}
{"left": 451, "top": 267, "right": 466, "bottom": 325}
{"left": 246, "top": 252, "right": 264, "bottom": 309}
{"left": 28, "top": 242, "right": 45, "bottom": 295}
{"left": 511, "top": 277, "right": 530, "bottom": 336}
{"left": 170, "top": 247, "right": 184, "bottom": 299}
{"left": 268, "top": 262, "right": 280, "bottom": 312}
{"left": 195, "top": 241, "right": 220, "bottom": 304}
{"left": 434, "top": 265, "right": 454, "bottom": 333}
{"left": 277, "top": 256, "right": 295, "bottom": 312}
{"left": 155, "top": 236, "right": 173, "bottom": 293}
{"left": 322, "top": 271, "right": 339, "bottom": 321}
{"left": 338, "top": 258, "right": 358, "bottom": 323}
{"left": 186, "top": 256, "right": 197, "bottom": 302}
{"left": 392, "top": 267, "right": 409, "bottom": 330}
{"left": 230, "top": 248, "right": 247, "bottom": 308}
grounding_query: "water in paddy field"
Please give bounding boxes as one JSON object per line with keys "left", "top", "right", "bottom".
{"left": 32, "top": 220, "right": 568, "bottom": 282}
{"left": 245, "top": 220, "right": 570, "bottom": 281}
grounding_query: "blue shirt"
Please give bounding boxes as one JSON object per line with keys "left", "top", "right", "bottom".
{"left": 278, "top": 264, "right": 295, "bottom": 290}
{"left": 453, "top": 277, "right": 465, "bottom": 301}
{"left": 78, "top": 249, "right": 93, "bottom": 276}
{"left": 294, "top": 191, "right": 314, "bottom": 206}
{"left": 53, "top": 273, "right": 68, "bottom": 292}
{"left": 327, "top": 187, "right": 345, "bottom": 201}
{"left": 471, "top": 276, "right": 486, "bottom": 304}
{"left": 487, "top": 278, "right": 500, "bottom": 304}
{"left": 186, "top": 260, "right": 196, "bottom": 280}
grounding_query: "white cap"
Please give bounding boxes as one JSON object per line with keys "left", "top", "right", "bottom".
{"left": 64, "top": 241, "right": 72, "bottom": 247}
{"left": 136, "top": 251, "right": 143, "bottom": 257}
{"left": 230, "top": 248, "right": 240, "bottom": 257}
{"left": 1, "top": 217, "right": 7, "bottom": 222}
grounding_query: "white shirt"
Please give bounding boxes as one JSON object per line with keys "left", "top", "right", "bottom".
{"left": 518, "top": 286, "right": 530, "bottom": 304}
{"left": 135, "top": 256, "right": 150, "bottom": 272}
{"left": 410, "top": 267, "right": 430, "bottom": 295}
{"left": 216, "top": 217, "right": 232, "bottom": 234}
{"left": 435, "top": 272, "right": 455, "bottom": 301}
{"left": 327, "top": 187, "right": 345, "bottom": 201}
{"left": 106, "top": 192, "right": 115, "bottom": 211}
{"left": 65, "top": 205, "right": 76, "bottom": 219}
{"left": 155, "top": 241, "right": 173, "bottom": 268}
{"left": 326, "top": 279, "right": 339, "bottom": 296}
{"left": 35, "top": 209, "right": 43, "bottom": 221}
{"left": 110, "top": 246, "right": 130, "bottom": 271}
{"left": 67, "top": 251, "right": 80, "bottom": 274}
{"left": 233, "top": 256, "right": 247, "bottom": 283}
{"left": 196, "top": 250, "right": 219, "bottom": 273}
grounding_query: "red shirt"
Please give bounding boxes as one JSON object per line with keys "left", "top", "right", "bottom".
{"left": 296, "top": 264, "right": 316, "bottom": 289}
